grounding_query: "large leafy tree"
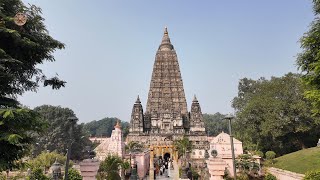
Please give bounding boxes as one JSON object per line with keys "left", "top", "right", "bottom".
{"left": 83, "top": 117, "right": 130, "bottom": 138}
{"left": 0, "top": 0, "right": 65, "bottom": 170}
{"left": 297, "top": 0, "right": 320, "bottom": 115}
{"left": 232, "top": 73, "right": 320, "bottom": 155}
{"left": 0, "top": 109, "right": 46, "bottom": 171}
{"left": 33, "top": 105, "right": 92, "bottom": 160}
{"left": 0, "top": 0, "right": 65, "bottom": 103}
{"left": 28, "top": 151, "right": 66, "bottom": 173}
{"left": 203, "top": 113, "right": 228, "bottom": 136}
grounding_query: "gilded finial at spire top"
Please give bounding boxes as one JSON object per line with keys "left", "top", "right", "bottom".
{"left": 115, "top": 119, "right": 121, "bottom": 129}
{"left": 135, "top": 95, "right": 141, "bottom": 103}
{"left": 164, "top": 26, "right": 168, "bottom": 35}
{"left": 193, "top": 95, "right": 198, "bottom": 102}
{"left": 159, "top": 26, "right": 173, "bottom": 51}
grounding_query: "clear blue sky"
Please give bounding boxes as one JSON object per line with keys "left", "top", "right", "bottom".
{"left": 19, "top": 0, "right": 314, "bottom": 123}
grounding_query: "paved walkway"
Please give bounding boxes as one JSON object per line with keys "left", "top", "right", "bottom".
{"left": 146, "top": 161, "right": 180, "bottom": 180}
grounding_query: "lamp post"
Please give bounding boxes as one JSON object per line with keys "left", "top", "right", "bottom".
{"left": 224, "top": 114, "right": 236, "bottom": 180}
{"left": 64, "top": 116, "right": 78, "bottom": 180}
{"left": 129, "top": 152, "right": 133, "bottom": 177}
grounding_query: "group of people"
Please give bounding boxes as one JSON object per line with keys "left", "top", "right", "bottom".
{"left": 153, "top": 156, "right": 174, "bottom": 179}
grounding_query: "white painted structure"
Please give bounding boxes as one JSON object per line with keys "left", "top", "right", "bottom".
{"left": 93, "top": 121, "right": 125, "bottom": 161}
{"left": 208, "top": 132, "right": 244, "bottom": 178}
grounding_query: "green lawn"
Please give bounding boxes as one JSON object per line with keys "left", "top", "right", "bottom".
{"left": 271, "top": 147, "right": 320, "bottom": 174}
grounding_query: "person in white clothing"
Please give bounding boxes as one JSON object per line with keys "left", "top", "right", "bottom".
{"left": 167, "top": 160, "right": 171, "bottom": 177}
{"left": 160, "top": 166, "right": 163, "bottom": 176}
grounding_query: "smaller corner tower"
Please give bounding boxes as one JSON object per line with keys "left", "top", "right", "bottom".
{"left": 129, "top": 96, "right": 144, "bottom": 133}
{"left": 189, "top": 95, "right": 205, "bottom": 134}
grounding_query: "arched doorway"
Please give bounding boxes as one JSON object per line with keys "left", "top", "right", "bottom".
{"left": 164, "top": 152, "right": 170, "bottom": 161}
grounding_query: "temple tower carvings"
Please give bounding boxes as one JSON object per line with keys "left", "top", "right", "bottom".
{"left": 127, "top": 27, "right": 207, "bottom": 151}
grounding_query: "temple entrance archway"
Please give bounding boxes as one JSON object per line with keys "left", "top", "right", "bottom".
{"left": 164, "top": 152, "right": 170, "bottom": 161}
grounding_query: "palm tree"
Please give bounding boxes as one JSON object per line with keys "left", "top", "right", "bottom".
{"left": 121, "top": 160, "right": 130, "bottom": 178}
{"left": 97, "top": 155, "right": 123, "bottom": 180}
{"left": 125, "top": 141, "right": 144, "bottom": 153}
{"left": 174, "top": 136, "right": 193, "bottom": 179}
{"left": 125, "top": 141, "right": 143, "bottom": 177}
{"left": 174, "top": 136, "right": 193, "bottom": 159}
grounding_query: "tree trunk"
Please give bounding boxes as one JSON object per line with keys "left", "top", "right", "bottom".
{"left": 297, "top": 138, "right": 306, "bottom": 149}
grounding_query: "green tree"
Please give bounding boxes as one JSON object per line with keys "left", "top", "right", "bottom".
{"left": 174, "top": 136, "right": 193, "bottom": 159}
{"left": 232, "top": 73, "right": 320, "bottom": 155}
{"left": 120, "top": 160, "right": 130, "bottom": 179}
{"left": 28, "top": 151, "right": 66, "bottom": 173}
{"left": 97, "top": 155, "right": 123, "bottom": 180}
{"left": 297, "top": 0, "right": 320, "bottom": 115}
{"left": 0, "top": 0, "right": 65, "bottom": 171}
{"left": 33, "top": 105, "right": 92, "bottom": 160}
{"left": 68, "top": 168, "right": 83, "bottom": 180}
{"left": 27, "top": 168, "right": 49, "bottom": 180}
{"left": 203, "top": 113, "right": 228, "bottom": 136}
{"left": 125, "top": 141, "right": 144, "bottom": 153}
{"left": 83, "top": 118, "right": 129, "bottom": 138}
{"left": 0, "top": 0, "right": 65, "bottom": 101}
{"left": 0, "top": 109, "right": 46, "bottom": 171}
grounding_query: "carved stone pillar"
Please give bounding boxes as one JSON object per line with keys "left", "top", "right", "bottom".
{"left": 161, "top": 147, "right": 164, "bottom": 158}
{"left": 156, "top": 147, "right": 160, "bottom": 157}
{"left": 149, "top": 148, "right": 154, "bottom": 180}
{"left": 175, "top": 150, "right": 178, "bottom": 162}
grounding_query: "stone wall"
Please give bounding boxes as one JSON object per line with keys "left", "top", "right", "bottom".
{"left": 135, "top": 150, "right": 150, "bottom": 179}
{"left": 268, "top": 167, "right": 304, "bottom": 180}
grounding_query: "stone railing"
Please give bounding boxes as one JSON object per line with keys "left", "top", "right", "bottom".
{"left": 268, "top": 167, "right": 305, "bottom": 180}
{"left": 150, "top": 141, "right": 173, "bottom": 146}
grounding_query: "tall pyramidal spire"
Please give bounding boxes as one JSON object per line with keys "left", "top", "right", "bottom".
{"left": 158, "top": 27, "right": 174, "bottom": 51}
{"left": 145, "top": 27, "right": 188, "bottom": 133}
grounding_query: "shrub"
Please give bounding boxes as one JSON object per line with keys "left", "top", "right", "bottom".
{"left": 28, "top": 151, "right": 66, "bottom": 172}
{"left": 236, "top": 154, "right": 260, "bottom": 174}
{"left": 191, "top": 167, "right": 200, "bottom": 180}
{"left": 0, "top": 173, "right": 5, "bottom": 180}
{"left": 237, "top": 172, "right": 249, "bottom": 180}
{"left": 68, "top": 168, "right": 83, "bottom": 180}
{"left": 304, "top": 170, "right": 320, "bottom": 180}
{"left": 265, "top": 151, "right": 276, "bottom": 160}
{"left": 254, "top": 150, "right": 264, "bottom": 158}
{"left": 27, "top": 168, "right": 49, "bottom": 180}
{"left": 265, "top": 173, "right": 277, "bottom": 180}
